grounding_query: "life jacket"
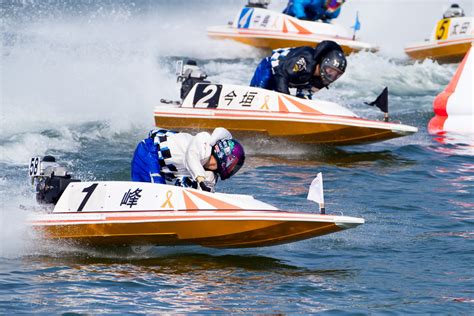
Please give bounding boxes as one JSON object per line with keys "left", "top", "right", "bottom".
{"left": 269, "top": 41, "right": 345, "bottom": 92}
{"left": 148, "top": 129, "right": 197, "bottom": 188}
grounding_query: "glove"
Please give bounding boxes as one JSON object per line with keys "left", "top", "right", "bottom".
{"left": 196, "top": 176, "right": 212, "bottom": 192}
{"left": 296, "top": 88, "right": 313, "bottom": 100}
{"left": 199, "top": 181, "right": 212, "bottom": 192}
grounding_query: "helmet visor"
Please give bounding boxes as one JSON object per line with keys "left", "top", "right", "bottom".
{"left": 321, "top": 65, "right": 344, "bottom": 85}
{"left": 216, "top": 154, "right": 243, "bottom": 180}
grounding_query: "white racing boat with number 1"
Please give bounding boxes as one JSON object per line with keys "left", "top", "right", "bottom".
{"left": 27, "top": 156, "right": 364, "bottom": 249}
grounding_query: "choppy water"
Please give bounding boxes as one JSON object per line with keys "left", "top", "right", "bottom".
{"left": 1, "top": 0, "right": 473, "bottom": 314}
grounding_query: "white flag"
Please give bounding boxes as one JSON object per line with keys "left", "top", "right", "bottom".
{"left": 307, "top": 173, "right": 324, "bottom": 205}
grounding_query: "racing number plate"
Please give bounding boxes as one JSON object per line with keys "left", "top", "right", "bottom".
{"left": 192, "top": 84, "right": 223, "bottom": 108}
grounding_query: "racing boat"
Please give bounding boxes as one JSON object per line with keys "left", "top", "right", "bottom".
{"left": 28, "top": 156, "right": 364, "bottom": 249}
{"left": 155, "top": 61, "right": 418, "bottom": 146}
{"left": 405, "top": 16, "right": 474, "bottom": 63}
{"left": 207, "top": 5, "right": 378, "bottom": 54}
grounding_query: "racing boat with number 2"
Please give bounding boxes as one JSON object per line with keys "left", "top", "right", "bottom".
{"left": 155, "top": 61, "right": 417, "bottom": 146}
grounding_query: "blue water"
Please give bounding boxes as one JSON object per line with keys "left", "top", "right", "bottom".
{"left": 1, "top": 0, "right": 473, "bottom": 314}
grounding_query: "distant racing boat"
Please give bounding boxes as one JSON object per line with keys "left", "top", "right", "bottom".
{"left": 207, "top": 5, "right": 378, "bottom": 54}
{"left": 405, "top": 16, "right": 474, "bottom": 63}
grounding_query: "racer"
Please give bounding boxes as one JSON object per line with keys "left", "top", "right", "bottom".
{"left": 131, "top": 127, "right": 245, "bottom": 192}
{"left": 283, "top": 0, "right": 346, "bottom": 23}
{"left": 249, "top": 40, "right": 347, "bottom": 99}
{"left": 442, "top": 4, "right": 465, "bottom": 19}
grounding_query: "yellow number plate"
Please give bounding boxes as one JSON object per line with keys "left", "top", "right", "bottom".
{"left": 435, "top": 19, "right": 451, "bottom": 40}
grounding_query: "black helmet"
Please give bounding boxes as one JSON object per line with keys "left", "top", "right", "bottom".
{"left": 211, "top": 139, "right": 245, "bottom": 180}
{"left": 319, "top": 50, "right": 347, "bottom": 86}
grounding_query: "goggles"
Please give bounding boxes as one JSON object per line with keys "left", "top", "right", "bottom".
{"left": 320, "top": 65, "right": 344, "bottom": 85}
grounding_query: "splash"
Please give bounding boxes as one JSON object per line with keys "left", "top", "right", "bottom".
{"left": 0, "top": 179, "right": 37, "bottom": 259}
{"left": 2, "top": 0, "right": 463, "bottom": 137}
{"left": 1, "top": 1, "right": 257, "bottom": 139}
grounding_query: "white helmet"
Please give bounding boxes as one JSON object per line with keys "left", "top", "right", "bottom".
{"left": 443, "top": 4, "right": 465, "bottom": 19}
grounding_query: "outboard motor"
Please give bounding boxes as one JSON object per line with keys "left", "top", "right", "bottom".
{"left": 176, "top": 60, "right": 210, "bottom": 100}
{"left": 29, "top": 156, "right": 80, "bottom": 205}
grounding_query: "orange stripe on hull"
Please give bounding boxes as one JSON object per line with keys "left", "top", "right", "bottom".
{"left": 277, "top": 96, "right": 289, "bottom": 112}
{"left": 183, "top": 191, "right": 199, "bottom": 210}
{"left": 287, "top": 19, "right": 312, "bottom": 35}
{"left": 282, "top": 95, "right": 322, "bottom": 114}
{"left": 187, "top": 190, "right": 242, "bottom": 210}
{"left": 282, "top": 19, "right": 288, "bottom": 33}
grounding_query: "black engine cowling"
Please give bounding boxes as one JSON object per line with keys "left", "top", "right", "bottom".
{"left": 35, "top": 175, "right": 80, "bottom": 204}
{"left": 29, "top": 155, "right": 81, "bottom": 205}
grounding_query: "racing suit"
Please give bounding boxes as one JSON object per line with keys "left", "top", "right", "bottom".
{"left": 250, "top": 40, "right": 343, "bottom": 98}
{"left": 283, "top": 0, "right": 342, "bottom": 23}
{"left": 131, "top": 127, "right": 232, "bottom": 191}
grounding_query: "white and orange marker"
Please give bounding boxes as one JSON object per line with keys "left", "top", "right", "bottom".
{"left": 428, "top": 45, "right": 474, "bottom": 134}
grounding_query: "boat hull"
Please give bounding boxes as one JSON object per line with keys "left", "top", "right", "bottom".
{"left": 206, "top": 7, "right": 378, "bottom": 53}
{"left": 31, "top": 210, "right": 363, "bottom": 248}
{"left": 405, "top": 39, "right": 473, "bottom": 63}
{"left": 154, "top": 110, "right": 417, "bottom": 146}
{"left": 208, "top": 28, "right": 374, "bottom": 55}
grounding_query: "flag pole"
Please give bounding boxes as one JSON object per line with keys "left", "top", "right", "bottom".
{"left": 352, "top": 11, "right": 360, "bottom": 40}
